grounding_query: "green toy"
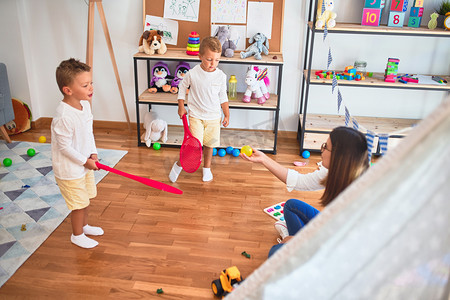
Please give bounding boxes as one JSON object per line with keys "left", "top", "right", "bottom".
{"left": 153, "top": 142, "right": 161, "bottom": 150}
{"left": 2, "top": 158, "right": 12, "bottom": 167}
{"left": 27, "top": 148, "right": 36, "bottom": 157}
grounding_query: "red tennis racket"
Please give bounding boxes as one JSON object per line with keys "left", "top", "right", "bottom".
{"left": 96, "top": 162, "right": 183, "bottom": 195}
{"left": 180, "top": 114, "right": 202, "bottom": 173}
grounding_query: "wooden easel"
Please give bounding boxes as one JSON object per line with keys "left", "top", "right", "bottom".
{"left": 86, "top": 0, "right": 131, "bottom": 129}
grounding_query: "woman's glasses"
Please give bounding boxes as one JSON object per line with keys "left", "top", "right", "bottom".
{"left": 321, "top": 142, "right": 331, "bottom": 152}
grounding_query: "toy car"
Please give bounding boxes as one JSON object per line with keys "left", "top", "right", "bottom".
{"left": 211, "top": 266, "right": 244, "bottom": 298}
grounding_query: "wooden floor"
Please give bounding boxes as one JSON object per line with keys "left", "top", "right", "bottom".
{"left": 1, "top": 120, "right": 324, "bottom": 299}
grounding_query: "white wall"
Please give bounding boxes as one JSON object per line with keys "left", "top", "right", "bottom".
{"left": 0, "top": 0, "right": 448, "bottom": 132}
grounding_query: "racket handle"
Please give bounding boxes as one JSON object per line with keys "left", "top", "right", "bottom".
{"left": 182, "top": 114, "right": 189, "bottom": 132}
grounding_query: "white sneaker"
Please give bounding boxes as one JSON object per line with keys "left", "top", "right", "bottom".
{"left": 169, "top": 161, "right": 182, "bottom": 183}
{"left": 274, "top": 220, "right": 289, "bottom": 240}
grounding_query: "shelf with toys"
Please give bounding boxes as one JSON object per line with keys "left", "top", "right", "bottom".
{"left": 298, "top": 0, "right": 450, "bottom": 156}
{"left": 133, "top": 49, "right": 284, "bottom": 153}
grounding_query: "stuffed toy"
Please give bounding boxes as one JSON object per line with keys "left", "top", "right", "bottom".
{"left": 5, "top": 98, "right": 32, "bottom": 135}
{"left": 243, "top": 66, "right": 270, "bottom": 104}
{"left": 240, "top": 33, "right": 269, "bottom": 60}
{"left": 149, "top": 62, "right": 172, "bottom": 93}
{"left": 170, "top": 62, "right": 190, "bottom": 94}
{"left": 213, "top": 26, "right": 237, "bottom": 58}
{"left": 315, "top": 0, "right": 337, "bottom": 29}
{"left": 142, "top": 111, "right": 168, "bottom": 148}
{"left": 139, "top": 30, "right": 167, "bottom": 55}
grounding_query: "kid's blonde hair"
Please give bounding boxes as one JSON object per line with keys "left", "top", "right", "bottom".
{"left": 56, "top": 58, "right": 91, "bottom": 95}
{"left": 199, "top": 37, "right": 222, "bottom": 55}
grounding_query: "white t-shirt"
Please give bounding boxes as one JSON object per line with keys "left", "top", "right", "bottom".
{"left": 51, "top": 100, "right": 97, "bottom": 180}
{"left": 285, "top": 164, "right": 328, "bottom": 192}
{"left": 178, "top": 64, "right": 228, "bottom": 120}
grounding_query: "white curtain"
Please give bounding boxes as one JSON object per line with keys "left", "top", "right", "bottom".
{"left": 227, "top": 97, "right": 450, "bottom": 300}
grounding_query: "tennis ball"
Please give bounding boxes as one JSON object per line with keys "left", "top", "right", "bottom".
{"left": 2, "top": 158, "right": 12, "bottom": 167}
{"left": 38, "top": 136, "right": 46, "bottom": 143}
{"left": 27, "top": 148, "right": 36, "bottom": 157}
{"left": 240, "top": 145, "right": 253, "bottom": 157}
{"left": 152, "top": 142, "right": 161, "bottom": 150}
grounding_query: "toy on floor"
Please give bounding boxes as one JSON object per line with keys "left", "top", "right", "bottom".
{"left": 39, "top": 136, "right": 46, "bottom": 143}
{"left": 170, "top": 61, "right": 190, "bottom": 94}
{"left": 214, "top": 25, "right": 237, "bottom": 58}
{"left": 243, "top": 66, "right": 270, "bottom": 104}
{"left": 241, "top": 251, "right": 251, "bottom": 259}
{"left": 27, "top": 148, "right": 36, "bottom": 157}
{"left": 226, "top": 146, "right": 234, "bottom": 154}
{"left": 240, "top": 33, "right": 269, "bottom": 60}
{"left": 264, "top": 201, "right": 285, "bottom": 221}
{"left": 152, "top": 142, "right": 161, "bottom": 150}
{"left": 294, "top": 161, "right": 307, "bottom": 166}
{"left": 138, "top": 30, "right": 167, "bottom": 55}
{"left": 148, "top": 62, "right": 172, "bottom": 93}
{"left": 315, "top": 0, "right": 337, "bottom": 29}
{"left": 21, "top": 224, "right": 27, "bottom": 231}
{"left": 156, "top": 288, "right": 164, "bottom": 294}
{"left": 211, "top": 266, "right": 243, "bottom": 298}
{"left": 213, "top": 148, "right": 218, "bottom": 156}
{"left": 218, "top": 148, "right": 226, "bottom": 157}
{"left": 2, "top": 158, "right": 12, "bottom": 167}
{"left": 142, "top": 111, "right": 168, "bottom": 147}
{"left": 240, "top": 145, "right": 253, "bottom": 157}
{"left": 232, "top": 148, "right": 240, "bottom": 157}
{"left": 302, "top": 150, "right": 310, "bottom": 159}
{"left": 186, "top": 32, "right": 200, "bottom": 56}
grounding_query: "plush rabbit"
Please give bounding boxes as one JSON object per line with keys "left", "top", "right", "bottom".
{"left": 240, "top": 33, "right": 269, "bottom": 60}
{"left": 143, "top": 112, "right": 168, "bottom": 147}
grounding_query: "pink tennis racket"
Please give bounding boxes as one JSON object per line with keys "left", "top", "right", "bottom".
{"left": 96, "top": 162, "right": 183, "bottom": 195}
{"left": 180, "top": 114, "right": 202, "bottom": 173}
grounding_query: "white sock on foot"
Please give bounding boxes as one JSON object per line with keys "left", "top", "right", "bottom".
{"left": 203, "top": 168, "right": 213, "bottom": 182}
{"left": 71, "top": 233, "right": 98, "bottom": 249}
{"left": 83, "top": 224, "right": 104, "bottom": 236}
{"left": 169, "top": 162, "right": 183, "bottom": 183}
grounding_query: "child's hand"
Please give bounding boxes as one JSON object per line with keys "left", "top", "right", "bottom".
{"left": 90, "top": 154, "right": 98, "bottom": 161}
{"left": 178, "top": 106, "right": 187, "bottom": 119}
{"left": 84, "top": 158, "right": 99, "bottom": 170}
{"left": 222, "top": 115, "right": 229, "bottom": 127}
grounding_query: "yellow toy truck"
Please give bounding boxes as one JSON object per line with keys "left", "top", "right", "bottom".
{"left": 211, "top": 266, "right": 244, "bottom": 298}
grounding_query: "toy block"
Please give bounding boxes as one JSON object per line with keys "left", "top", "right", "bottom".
{"left": 402, "top": 0, "right": 409, "bottom": 12}
{"left": 390, "top": 0, "right": 405, "bottom": 11}
{"left": 410, "top": 7, "right": 424, "bottom": 17}
{"left": 381, "top": 0, "right": 386, "bottom": 8}
{"left": 315, "top": 70, "right": 324, "bottom": 76}
{"left": 408, "top": 16, "right": 422, "bottom": 27}
{"left": 388, "top": 11, "right": 405, "bottom": 27}
{"left": 385, "top": 76, "right": 396, "bottom": 82}
{"left": 364, "top": 0, "right": 383, "bottom": 8}
{"left": 362, "top": 8, "right": 382, "bottom": 26}
{"left": 414, "top": 0, "right": 424, "bottom": 7}
{"left": 388, "top": 58, "right": 400, "bottom": 63}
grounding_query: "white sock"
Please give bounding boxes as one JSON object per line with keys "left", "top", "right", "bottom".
{"left": 83, "top": 224, "right": 104, "bottom": 236}
{"left": 169, "top": 161, "right": 182, "bottom": 183}
{"left": 71, "top": 233, "right": 98, "bottom": 249}
{"left": 203, "top": 167, "right": 213, "bottom": 182}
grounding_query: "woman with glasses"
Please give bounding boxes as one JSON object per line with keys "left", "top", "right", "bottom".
{"left": 240, "top": 126, "right": 369, "bottom": 257}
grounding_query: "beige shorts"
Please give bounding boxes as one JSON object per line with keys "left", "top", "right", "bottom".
{"left": 55, "top": 170, "right": 97, "bottom": 210}
{"left": 189, "top": 116, "right": 221, "bottom": 148}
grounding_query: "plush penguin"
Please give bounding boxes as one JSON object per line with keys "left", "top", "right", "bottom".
{"left": 148, "top": 62, "right": 172, "bottom": 93}
{"left": 170, "top": 62, "right": 190, "bottom": 94}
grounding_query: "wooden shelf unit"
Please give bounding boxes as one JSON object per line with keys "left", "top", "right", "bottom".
{"left": 298, "top": 1, "right": 450, "bottom": 155}
{"left": 133, "top": 49, "right": 284, "bottom": 153}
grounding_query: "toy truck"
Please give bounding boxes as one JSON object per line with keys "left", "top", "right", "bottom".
{"left": 211, "top": 266, "right": 244, "bottom": 298}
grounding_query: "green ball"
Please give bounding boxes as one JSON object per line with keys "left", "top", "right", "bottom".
{"left": 27, "top": 148, "right": 36, "bottom": 157}
{"left": 152, "top": 142, "right": 161, "bottom": 150}
{"left": 3, "top": 158, "right": 12, "bottom": 167}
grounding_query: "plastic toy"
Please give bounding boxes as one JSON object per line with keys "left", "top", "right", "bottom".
{"left": 170, "top": 61, "right": 190, "bottom": 94}
{"left": 138, "top": 30, "right": 167, "bottom": 55}
{"left": 213, "top": 148, "right": 217, "bottom": 156}
{"left": 213, "top": 25, "right": 237, "bottom": 58}
{"left": 218, "top": 149, "right": 226, "bottom": 157}
{"left": 38, "top": 136, "right": 46, "bottom": 143}
{"left": 226, "top": 146, "right": 234, "bottom": 154}
{"left": 241, "top": 251, "right": 251, "bottom": 259}
{"left": 428, "top": 12, "right": 439, "bottom": 29}
{"left": 384, "top": 58, "right": 400, "bottom": 82}
{"left": 242, "top": 66, "right": 270, "bottom": 104}
{"left": 316, "top": 0, "right": 337, "bottom": 29}
{"left": 21, "top": 224, "right": 26, "bottom": 231}
{"left": 148, "top": 62, "right": 172, "bottom": 93}
{"left": 5, "top": 98, "right": 32, "bottom": 136}
{"left": 240, "top": 33, "right": 269, "bottom": 60}
{"left": 240, "top": 145, "right": 253, "bottom": 157}
{"left": 186, "top": 32, "right": 200, "bottom": 56}
{"left": 211, "top": 266, "right": 244, "bottom": 298}
{"left": 232, "top": 148, "right": 240, "bottom": 157}
{"left": 180, "top": 114, "right": 203, "bottom": 173}
{"left": 152, "top": 142, "right": 161, "bottom": 150}
{"left": 2, "top": 158, "right": 12, "bottom": 167}
{"left": 27, "top": 148, "right": 36, "bottom": 157}
{"left": 156, "top": 288, "right": 164, "bottom": 294}
{"left": 264, "top": 201, "right": 286, "bottom": 221}
{"left": 302, "top": 150, "right": 311, "bottom": 159}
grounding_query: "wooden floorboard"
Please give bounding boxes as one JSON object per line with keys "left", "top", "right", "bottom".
{"left": 0, "top": 120, "right": 324, "bottom": 299}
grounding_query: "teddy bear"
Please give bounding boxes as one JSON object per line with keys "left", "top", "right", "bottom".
{"left": 240, "top": 33, "right": 269, "bottom": 60}
{"left": 142, "top": 111, "right": 168, "bottom": 148}
{"left": 170, "top": 61, "right": 190, "bottom": 94}
{"left": 148, "top": 62, "right": 172, "bottom": 93}
{"left": 139, "top": 30, "right": 167, "bottom": 55}
{"left": 213, "top": 26, "right": 237, "bottom": 58}
{"left": 315, "top": 0, "right": 337, "bottom": 29}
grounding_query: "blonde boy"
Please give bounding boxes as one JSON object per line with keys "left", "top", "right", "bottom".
{"left": 51, "top": 58, "right": 103, "bottom": 249}
{"left": 170, "top": 37, "right": 230, "bottom": 182}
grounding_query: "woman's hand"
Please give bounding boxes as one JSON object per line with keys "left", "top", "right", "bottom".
{"left": 239, "top": 148, "right": 266, "bottom": 164}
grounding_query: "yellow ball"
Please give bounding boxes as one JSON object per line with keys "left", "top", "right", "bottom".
{"left": 240, "top": 145, "right": 253, "bottom": 156}
{"left": 38, "top": 136, "right": 46, "bottom": 143}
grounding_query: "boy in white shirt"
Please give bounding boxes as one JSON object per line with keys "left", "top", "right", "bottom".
{"left": 170, "top": 37, "right": 230, "bottom": 182}
{"left": 51, "top": 58, "right": 103, "bottom": 249}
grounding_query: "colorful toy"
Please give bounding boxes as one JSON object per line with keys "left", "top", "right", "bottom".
{"left": 428, "top": 12, "right": 439, "bottom": 29}
{"left": 315, "top": 0, "right": 337, "bottom": 29}
{"left": 232, "top": 148, "right": 240, "bottom": 157}
{"left": 240, "top": 145, "right": 253, "bottom": 157}
{"left": 148, "top": 62, "right": 172, "bottom": 93}
{"left": 138, "top": 30, "right": 167, "bottom": 55}
{"left": 5, "top": 98, "right": 32, "bottom": 136}
{"left": 218, "top": 148, "right": 226, "bottom": 157}
{"left": 241, "top": 251, "right": 251, "bottom": 259}
{"left": 152, "top": 142, "right": 161, "bottom": 150}
{"left": 362, "top": 0, "right": 384, "bottom": 26}
{"left": 38, "top": 136, "right": 46, "bottom": 143}
{"left": 302, "top": 150, "right": 311, "bottom": 159}
{"left": 142, "top": 112, "right": 168, "bottom": 147}
{"left": 388, "top": 11, "right": 406, "bottom": 27}
{"left": 213, "top": 25, "right": 237, "bottom": 58}
{"left": 186, "top": 32, "right": 200, "bottom": 56}
{"left": 27, "top": 148, "right": 36, "bottom": 157}
{"left": 263, "top": 201, "right": 285, "bottom": 221}
{"left": 315, "top": 68, "right": 366, "bottom": 82}
{"left": 242, "top": 66, "right": 270, "bottom": 104}
{"left": 407, "top": 0, "right": 423, "bottom": 28}
{"left": 240, "top": 33, "right": 269, "bottom": 60}
{"left": 170, "top": 61, "right": 190, "bottom": 94}
{"left": 180, "top": 114, "right": 202, "bottom": 173}
{"left": 2, "top": 158, "right": 12, "bottom": 167}
{"left": 211, "top": 266, "right": 243, "bottom": 298}
{"left": 384, "top": 58, "right": 400, "bottom": 82}
{"left": 213, "top": 148, "right": 217, "bottom": 156}
{"left": 226, "top": 146, "right": 234, "bottom": 154}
